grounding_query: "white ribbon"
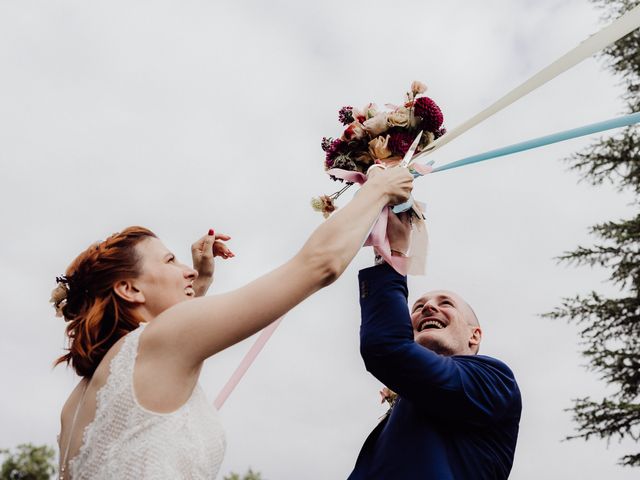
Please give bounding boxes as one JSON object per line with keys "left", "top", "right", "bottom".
{"left": 214, "top": 6, "right": 640, "bottom": 410}
{"left": 412, "top": 4, "right": 640, "bottom": 163}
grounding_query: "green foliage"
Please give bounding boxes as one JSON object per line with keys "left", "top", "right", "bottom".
{"left": 0, "top": 444, "right": 56, "bottom": 480}
{"left": 594, "top": 0, "right": 640, "bottom": 109}
{"left": 544, "top": 0, "right": 640, "bottom": 467}
{"left": 223, "top": 468, "right": 264, "bottom": 480}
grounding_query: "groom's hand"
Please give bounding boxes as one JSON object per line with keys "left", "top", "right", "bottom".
{"left": 387, "top": 211, "right": 412, "bottom": 257}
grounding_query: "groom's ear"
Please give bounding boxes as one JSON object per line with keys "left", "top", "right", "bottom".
{"left": 469, "top": 326, "right": 482, "bottom": 353}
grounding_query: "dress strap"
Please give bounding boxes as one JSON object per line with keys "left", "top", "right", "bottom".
{"left": 60, "top": 380, "right": 90, "bottom": 480}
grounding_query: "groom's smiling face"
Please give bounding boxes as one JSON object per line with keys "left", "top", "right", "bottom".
{"left": 410, "top": 290, "right": 482, "bottom": 356}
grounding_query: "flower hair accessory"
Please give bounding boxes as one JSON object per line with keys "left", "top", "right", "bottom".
{"left": 312, "top": 81, "right": 445, "bottom": 214}
{"left": 50, "top": 272, "right": 92, "bottom": 318}
{"left": 50, "top": 276, "right": 70, "bottom": 318}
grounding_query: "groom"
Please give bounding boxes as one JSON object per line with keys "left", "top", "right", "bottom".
{"left": 348, "top": 212, "right": 521, "bottom": 479}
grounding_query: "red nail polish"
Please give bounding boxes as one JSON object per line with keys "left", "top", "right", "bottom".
{"left": 208, "top": 229, "right": 215, "bottom": 236}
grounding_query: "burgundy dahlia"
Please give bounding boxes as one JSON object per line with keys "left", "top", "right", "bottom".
{"left": 414, "top": 97, "right": 444, "bottom": 132}
{"left": 324, "top": 138, "right": 347, "bottom": 169}
{"left": 389, "top": 131, "right": 415, "bottom": 156}
{"left": 338, "top": 106, "right": 355, "bottom": 125}
{"left": 324, "top": 156, "right": 335, "bottom": 169}
{"left": 434, "top": 127, "right": 447, "bottom": 139}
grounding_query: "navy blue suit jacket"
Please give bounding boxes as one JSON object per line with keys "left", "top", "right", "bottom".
{"left": 348, "top": 264, "right": 521, "bottom": 479}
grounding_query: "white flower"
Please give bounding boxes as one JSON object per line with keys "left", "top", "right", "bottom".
{"left": 49, "top": 283, "right": 68, "bottom": 318}
{"left": 363, "top": 113, "right": 389, "bottom": 136}
{"left": 311, "top": 195, "right": 338, "bottom": 218}
{"left": 411, "top": 81, "right": 427, "bottom": 95}
{"left": 387, "top": 107, "right": 410, "bottom": 128}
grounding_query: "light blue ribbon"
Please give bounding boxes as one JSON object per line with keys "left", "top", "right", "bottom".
{"left": 392, "top": 162, "right": 435, "bottom": 214}
{"left": 431, "top": 112, "right": 640, "bottom": 173}
{"left": 391, "top": 112, "right": 639, "bottom": 214}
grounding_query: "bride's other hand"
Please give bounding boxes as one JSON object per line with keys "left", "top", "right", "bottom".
{"left": 148, "top": 163, "right": 412, "bottom": 367}
{"left": 212, "top": 232, "right": 234, "bottom": 259}
{"left": 191, "top": 230, "right": 234, "bottom": 296}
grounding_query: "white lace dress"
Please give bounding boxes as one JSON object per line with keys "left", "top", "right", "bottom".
{"left": 68, "top": 324, "right": 226, "bottom": 479}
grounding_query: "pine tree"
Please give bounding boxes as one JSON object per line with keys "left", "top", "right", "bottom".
{"left": 543, "top": 0, "right": 640, "bottom": 467}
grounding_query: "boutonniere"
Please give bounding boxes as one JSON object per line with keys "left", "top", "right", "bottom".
{"left": 379, "top": 386, "right": 398, "bottom": 408}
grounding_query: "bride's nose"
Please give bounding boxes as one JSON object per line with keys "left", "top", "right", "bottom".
{"left": 185, "top": 267, "right": 198, "bottom": 280}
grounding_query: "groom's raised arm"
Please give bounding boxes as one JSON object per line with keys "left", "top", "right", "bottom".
{"left": 358, "top": 263, "right": 516, "bottom": 425}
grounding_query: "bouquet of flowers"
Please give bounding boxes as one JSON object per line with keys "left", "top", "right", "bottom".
{"left": 311, "top": 81, "right": 445, "bottom": 217}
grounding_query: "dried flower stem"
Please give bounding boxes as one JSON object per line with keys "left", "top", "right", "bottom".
{"left": 330, "top": 183, "right": 353, "bottom": 200}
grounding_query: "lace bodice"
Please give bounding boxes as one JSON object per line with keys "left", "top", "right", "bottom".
{"left": 68, "top": 324, "right": 226, "bottom": 479}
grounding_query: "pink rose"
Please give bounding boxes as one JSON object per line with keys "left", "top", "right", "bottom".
{"left": 368, "top": 135, "right": 392, "bottom": 160}
{"left": 387, "top": 106, "right": 410, "bottom": 128}
{"left": 363, "top": 113, "right": 389, "bottom": 136}
{"left": 351, "top": 107, "right": 367, "bottom": 123}
{"left": 341, "top": 121, "right": 366, "bottom": 141}
{"left": 411, "top": 81, "right": 427, "bottom": 95}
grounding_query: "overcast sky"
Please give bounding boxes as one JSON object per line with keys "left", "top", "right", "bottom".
{"left": 1, "top": 0, "right": 638, "bottom": 478}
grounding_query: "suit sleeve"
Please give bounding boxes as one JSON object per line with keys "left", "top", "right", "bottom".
{"left": 358, "top": 264, "right": 520, "bottom": 426}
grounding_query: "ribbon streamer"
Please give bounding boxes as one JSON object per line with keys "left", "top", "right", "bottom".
{"left": 326, "top": 167, "right": 432, "bottom": 275}
{"left": 325, "top": 168, "right": 406, "bottom": 274}
{"left": 214, "top": 317, "right": 284, "bottom": 410}
{"left": 213, "top": 110, "right": 638, "bottom": 409}
{"left": 215, "top": 8, "right": 640, "bottom": 409}
{"left": 428, "top": 112, "right": 640, "bottom": 173}
{"left": 411, "top": 4, "right": 640, "bottom": 163}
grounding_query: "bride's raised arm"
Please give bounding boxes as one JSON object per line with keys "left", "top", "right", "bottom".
{"left": 145, "top": 166, "right": 413, "bottom": 370}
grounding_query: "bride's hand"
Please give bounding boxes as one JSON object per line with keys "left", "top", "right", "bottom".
{"left": 191, "top": 230, "right": 234, "bottom": 296}
{"left": 366, "top": 166, "right": 414, "bottom": 206}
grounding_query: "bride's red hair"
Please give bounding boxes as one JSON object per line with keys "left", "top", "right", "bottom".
{"left": 53, "top": 226, "right": 156, "bottom": 377}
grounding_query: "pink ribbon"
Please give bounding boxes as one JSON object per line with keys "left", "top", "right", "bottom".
{"left": 213, "top": 164, "right": 431, "bottom": 409}
{"left": 326, "top": 165, "right": 432, "bottom": 276}
{"left": 214, "top": 316, "right": 284, "bottom": 410}
{"left": 326, "top": 168, "right": 368, "bottom": 185}
{"left": 409, "top": 163, "right": 433, "bottom": 176}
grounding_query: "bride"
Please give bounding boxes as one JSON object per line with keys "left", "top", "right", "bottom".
{"left": 53, "top": 166, "right": 413, "bottom": 479}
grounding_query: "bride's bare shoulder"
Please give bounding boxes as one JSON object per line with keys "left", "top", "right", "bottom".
{"left": 61, "top": 333, "right": 131, "bottom": 414}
